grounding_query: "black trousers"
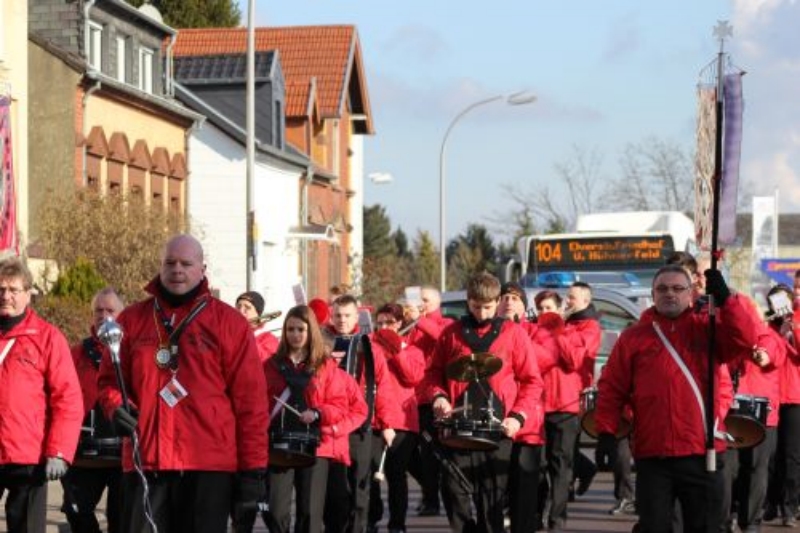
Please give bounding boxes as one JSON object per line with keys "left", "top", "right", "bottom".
{"left": 442, "top": 438, "right": 512, "bottom": 533}
{"left": 61, "top": 465, "right": 123, "bottom": 533}
{"left": 407, "top": 405, "right": 442, "bottom": 509}
{"left": 0, "top": 464, "right": 47, "bottom": 533}
{"left": 544, "top": 412, "right": 581, "bottom": 527}
{"left": 636, "top": 455, "right": 724, "bottom": 533}
{"left": 267, "top": 458, "right": 329, "bottom": 533}
{"left": 723, "top": 427, "right": 776, "bottom": 528}
{"left": 368, "top": 430, "right": 417, "bottom": 530}
{"left": 508, "top": 442, "right": 541, "bottom": 533}
{"left": 773, "top": 404, "right": 800, "bottom": 514}
{"left": 121, "top": 471, "right": 234, "bottom": 533}
{"left": 323, "top": 461, "right": 351, "bottom": 533}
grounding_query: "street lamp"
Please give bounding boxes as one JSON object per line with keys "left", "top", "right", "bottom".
{"left": 438, "top": 91, "right": 537, "bottom": 292}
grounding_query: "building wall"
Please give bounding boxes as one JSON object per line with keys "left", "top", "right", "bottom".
{"left": 28, "top": 0, "right": 82, "bottom": 55}
{"left": 2, "top": 1, "right": 29, "bottom": 250}
{"left": 188, "top": 122, "right": 302, "bottom": 311}
{"left": 348, "top": 133, "right": 364, "bottom": 291}
{"left": 28, "top": 40, "right": 78, "bottom": 241}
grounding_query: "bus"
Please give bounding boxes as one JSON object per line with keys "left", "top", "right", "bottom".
{"left": 503, "top": 211, "right": 696, "bottom": 288}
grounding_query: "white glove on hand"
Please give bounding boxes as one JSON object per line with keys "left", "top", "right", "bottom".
{"left": 45, "top": 457, "right": 68, "bottom": 481}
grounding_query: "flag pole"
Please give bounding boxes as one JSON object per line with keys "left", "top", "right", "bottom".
{"left": 705, "top": 20, "right": 732, "bottom": 472}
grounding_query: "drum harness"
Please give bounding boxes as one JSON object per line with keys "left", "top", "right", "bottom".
{"left": 272, "top": 360, "right": 320, "bottom": 439}
{"left": 333, "top": 334, "right": 376, "bottom": 432}
{"left": 456, "top": 315, "right": 505, "bottom": 421}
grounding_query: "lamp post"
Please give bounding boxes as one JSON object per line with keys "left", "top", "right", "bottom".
{"left": 438, "top": 92, "right": 536, "bottom": 292}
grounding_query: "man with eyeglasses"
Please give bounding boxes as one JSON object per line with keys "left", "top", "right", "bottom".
{"left": 594, "top": 264, "right": 768, "bottom": 533}
{"left": 0, "top": 256, "right": 83, "bottom": 533}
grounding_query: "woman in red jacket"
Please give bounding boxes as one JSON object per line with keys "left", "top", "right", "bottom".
{"left": 264, "top": 305, "right": 366, "bottom": 533}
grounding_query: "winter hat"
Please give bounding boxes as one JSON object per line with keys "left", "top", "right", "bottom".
{"left": 236, "top": 291, "right": 265, "bottom": 316}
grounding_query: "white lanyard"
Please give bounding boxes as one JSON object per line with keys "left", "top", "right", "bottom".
{"left": 0, "top": 339, "right": 16, "bottom": 366}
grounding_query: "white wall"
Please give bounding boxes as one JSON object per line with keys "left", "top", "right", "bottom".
{"left": 188, "top": 123, "right": 301, "bottom": 313}
{"left": 348, "top": 134, "right": 365, "bottom": 291}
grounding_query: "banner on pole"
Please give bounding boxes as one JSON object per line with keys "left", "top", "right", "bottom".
{"left": 694, "top": 86, "right": 716, "bottom": 251}
{"left": 0, "top": 96, "right": 18, "bottom": 254}
{"left": 718, "top": 74, "right": 744, "bottom": 245}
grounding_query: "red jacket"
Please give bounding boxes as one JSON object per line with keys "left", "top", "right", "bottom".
{"left": 407, "top": 310, "right": 452, "bottom": 404}
{"left": 424, "top": 318, "right": 543, "bottom": 429}
{"left": 254, "top": 324, "right": 280, "bottom": 362}
{"left": 0, "top": 309, "right": 83, "bottom": 465}
{"left": 595, "top": 295, "right": 761, "bottom": 459}
{"left": 71, "top": 334, "right": 103, "bottom": 416}
{"left": 542, "top": 308, "right": 602, "bottom": 414}
{"left": 98, "top": 278, "right": 269, "bottom": 472}
{"left": 770, "top": 319, "right": 800, "bottom": 404}
{"left": 325, "top": 326, "right": 401, "bottom": 431}
{"left": 264, "top": 356, "right": 366, "bottom": 465}
{"left": 371, "top": 334, "right": 425, "bottom": 432}
{"left": 731, "top": 325, "right": 785, "bottom": 427}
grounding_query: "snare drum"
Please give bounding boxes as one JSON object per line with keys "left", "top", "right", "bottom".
{"left": 579, "top": 387, "right": 632, "bottom": 439}
{"left": 269, "top": 430, "right": 320, "bottom": 468}
{"left": 725, "top": 394, "right": 769, "bottom": 449}
{"left": 75, "top": 436, "right": 122, "bottom": 468}
{"left": 437, "top": 417, "right": 504, "bottom": 452}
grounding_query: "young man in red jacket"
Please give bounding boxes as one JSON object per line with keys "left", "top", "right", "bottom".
{"left": 425, "top": 272, "right": 543, "bottom": 533}
{"left": 61, "top": 287, "right": 125, "bottom": 533}
{"left": 98, "top": 234, "right": 269, "bottom": 533}
{"left": 0, "top": 257, "right": 83, "bottom": 533}
{"left": 595, "top": 264, "right": 765, "bottom": 533}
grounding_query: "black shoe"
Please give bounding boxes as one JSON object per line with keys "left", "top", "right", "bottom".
{"left": 417, "top": 505, "right": 440, "bottom": 517}
{"left": 568, "top": 486, "right": 576, "bottom": 502}
{"left": 609, "top": 498, "right": 636, "bottom": 516}
{"left": 576, "top": 463, "right": 598, "bottom": 496}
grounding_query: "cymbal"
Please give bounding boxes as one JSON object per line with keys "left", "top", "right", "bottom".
{"left": 446, "top": 352, "right": 503, "bottom": 382}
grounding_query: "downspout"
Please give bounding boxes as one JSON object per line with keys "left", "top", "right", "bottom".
{"left": 301, "top": 165, "right": 313, "bottom": 292}
{"left": 182, "top": 119, "right": 202, "bottom": 231}
{"left": 81, "top": 80, "right": 102, "bottom": 187}
{"left": 165, "top": 34, "right": 176, "bottom": 97}
{"left": 81, "top": 0, "right": 99, "bottom": 187}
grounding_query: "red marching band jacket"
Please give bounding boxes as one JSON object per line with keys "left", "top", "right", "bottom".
{"left": 770, "top": 319, "right": 800, "bottom": 405}
{"left": 0, "top": 309, "right": 83, "bottom": 465}
{"left": 370, "top": 333, "right": 426, "bottom": 433}
{"left": 98, "top": 278, "right": 269, "bottom": 473}
{"left": 408, "top": 310, "right": 453, "bottom": 406}
{"left": 595, "top": 296, "right": 762, "bottom": 459}
{"left": 542, "top": 309, "right": 602, "bottom": 415}
{"left": 264, "top": 356, "right": 367, "bottom": 466}
{"left": 423, "top": 319, "right": 544, "bottom": 439}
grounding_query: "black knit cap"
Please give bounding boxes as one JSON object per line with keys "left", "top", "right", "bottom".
{"left": 236, "top": 291, "right": 265, "bottom": 316}
{"left": 500, "top": 281, "right": 528, "bottom": 310}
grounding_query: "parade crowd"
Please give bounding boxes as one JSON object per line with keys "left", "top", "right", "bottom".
{"left": 2, "top": 234, "right": 800, "bottom": 533}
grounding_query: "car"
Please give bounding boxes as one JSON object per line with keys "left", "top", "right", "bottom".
{"left": 440, "top": 286, "right": 647, "bottom": 380}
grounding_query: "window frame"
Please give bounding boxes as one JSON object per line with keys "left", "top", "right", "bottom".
{"left": 138, "top": 46, "right": 154, "bottom": 94}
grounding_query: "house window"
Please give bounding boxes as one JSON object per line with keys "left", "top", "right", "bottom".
{"left": 88, "top": 22, "right": 103, "bottom": 70}
{"left": 115, "top": 36, "right": 127, "bottom": 82}
{"left": 138, "top": 47, "right": 154, "bottom": 94}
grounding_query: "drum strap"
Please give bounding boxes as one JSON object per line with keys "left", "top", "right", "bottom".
{"left": 460, "top": 316, "right": 504, "bottom": 353}
{"left": 653, "top": 322, "right": 724, "bottom": 441}
{"left": 83, "top": 337, "right": 103, "bottom": 369}
{"left": 0, "top": 338, "right": 16, "bottom": 366}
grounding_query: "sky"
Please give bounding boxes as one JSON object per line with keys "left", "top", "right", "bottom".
{"left": 240, "top": 0, "right": 800, "bottom": 246}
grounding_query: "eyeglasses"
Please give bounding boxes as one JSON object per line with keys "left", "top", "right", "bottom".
{"left": 0, "top": 287, "right": 27, "bottom": 296}
{"left": 654, "top": 285, "right": 690, "bottom": 295}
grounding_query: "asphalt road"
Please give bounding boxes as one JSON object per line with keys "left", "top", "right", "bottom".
{"left": 2, "top": 469, "right": 793, "bottom": 532}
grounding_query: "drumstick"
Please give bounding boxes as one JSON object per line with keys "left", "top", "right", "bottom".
{"left": 374, "top": 445, "right": 388, "bottom": 482}
{"left": 273, "top": 396, "right": 303, "bottom": 418}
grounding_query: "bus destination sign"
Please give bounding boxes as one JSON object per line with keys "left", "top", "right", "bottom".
{"left": 529, "top": 235, "right": 676, "bottom": 271}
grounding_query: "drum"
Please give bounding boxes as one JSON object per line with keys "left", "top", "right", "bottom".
{"left": 437, "top": 417, "right": 504, "bottom": 452}
{"left": 725, "top": 394, "right": 769, "bottom": 449}
{"left": 75, "top": 436, "right": 122, "bottom": 468}
{"left": 579, "top": 387, "right": 632, "bottom": 439}
{"left": 269, "top": 430, "right": 320, "bottom": 468}
{"left": 74, "top": 409, "right": 122, "bottom": 468}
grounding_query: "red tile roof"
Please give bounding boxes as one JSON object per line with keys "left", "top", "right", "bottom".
{"left": 174, "top": 26, "right": 356, "bottom": 119}
{"left": 285, "top": 79, "right": 317, "bottom": 118}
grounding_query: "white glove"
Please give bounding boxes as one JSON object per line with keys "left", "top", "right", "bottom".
{"left": 45, "top": 457, "right": 68, "bottom": 481}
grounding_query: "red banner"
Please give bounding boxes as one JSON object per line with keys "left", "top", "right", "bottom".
{"left": 0, "top": 96, "right": 18, "bottom": 254}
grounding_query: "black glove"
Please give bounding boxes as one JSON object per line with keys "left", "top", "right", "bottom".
{"left": 113, "top": 406, "right": 138, "bottom": 436}
{"left": 233, "top": 469, "right": 268, "bottom": 527}
{"left": 705, "top": 268, "right": 731, "bottom": 306}
{"left": 595, "top": 433, "right": 618, "bottom": 471}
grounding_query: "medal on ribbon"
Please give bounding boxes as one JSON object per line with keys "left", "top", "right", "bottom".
{"left": 155, "top": 346, "right": 172, "bottom": 369}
